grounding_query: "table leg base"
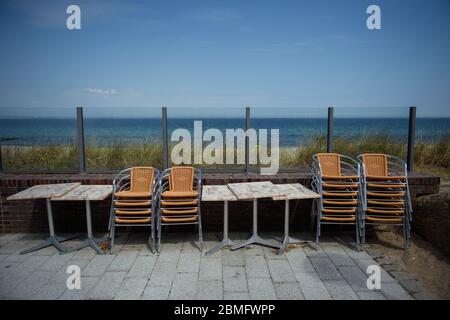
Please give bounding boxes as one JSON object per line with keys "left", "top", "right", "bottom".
{"left": 278, "top": 236, "right": 317, "bottom": 255}
{"left": 65, "top": 237, "right": 109, "bottom": 255}
{"left": 205, "top": 238, "right": 236, "bottom": 256}
{"left": 20, "top": 234, "right": 80, "bottom": 255}
{"left": 231, "top": 235, "right": 280, "bottom": 251}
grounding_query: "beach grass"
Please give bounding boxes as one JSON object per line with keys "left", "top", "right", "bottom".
{"left": 1, "top": 135, "right": 448, "bottom": 177}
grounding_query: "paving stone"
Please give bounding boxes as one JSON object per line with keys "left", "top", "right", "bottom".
{"left": 223, "top": 266, "right": 247, "bottom": 292}
{"left": 338, "top": 266, "right": 371, "bottom": 292}
{"left": 388, "top": 270, "right": 415, "bottom": 282}
{"left": 169, "top": 273, "right": 198, "bottom": 300}
{"left": 0, "top": 254, "right": 8, "bottom": 262}
{"left": 48, "top": 259, "right": 91, "bottom": 285}
{"left": 0, "top": 275, "right": 27, "bottom": 298}
{"left": 303, "top": 244, "right": 328, "bottom": 258}
{"left": 274, "top": 282, "right": 305, "bottom": 300}
{"left": 342, "top": 246, "right": 373, "bottom": 260}
{"left": 196, "top": 280, "right": 223, "bottom": 300}
{"left": 380, "top": 282, "right": 414, "bottom": 300}
{"left": 149, "top": 262, "right": 177, "bottom": 287}
{"left": 158, "top": 243, "right": 182, "bottom": 262}
{"left": 322, "top": 245, "right": 356, "bottom": 267}
{"left": 16, "top": 255, "right": 51, "bottom": 274}
{"left": 262, "top": 246, "right": 285, "bottom": 260}
{"left": 108, "top": 250, "right": 139, "bottom": 272}
{"left": 223, "top": 250, "right": 245, "bottom": 267}
{"left": 223, "top": 291, "right": 250, "bottom": 300}
{"left": 127, "top": 255, "right": 157, "bottom": 279}
{"left": 295, "top": 272, "right": 331, "bottom": 300}
{"left": 285, "top": 249, "right": 315, "bottom": 273}
{"left": 354, "top": 258, "right": 396, "bottom": 283}
{"left": 245, "top": 255, "right": 270, "bottom": 279}
{"left": 38, "top": 252, "right": 74, "bottom": 271}
{"left": 83, "top": 255, "right": 115, "bottom": 277}
{"left": 356, "top": 290, "right": 386, "bottom": 300}
{"left": 309, "top": 257, "right": 343, "bottom": 280}
{"left": 243, "top": 245, "right": 264, "bottom": 256}
{"left": 8, "top": 271, "right": 54, "bottom": 299}
{"left": 114, "top": 277, "right": 148, "bottom": 300}
{"left": 33, "top": 282, "right": 67, "bottom": 300}
{"left": 248, "top": 278, "right": 277, "bottom": 300}
{"left": 398, "top": 279, "right": 422, "bottom": 294}
{"left": 267, "top": 260, "right": 297, "bottom": 283}
{"left": 413, "top": 291, "right": 440, "bottom": 300}
{"left": 59, "top": 276, "right": 99, "bottom": 300}
{"left": 177, "top": 252, "right": 201, "bottom": 273}
{"left": 88, "top": 271, "right": 127, "bottom": 300}
{"left": 323, "top": 280, "right": 359, "bottom": 300}
{"left": 142, "top": 285, "right": 171, "bottom": 300}
{"left": 182, "top": 240, "right": 202, "bottom": 253}
{"left": 199, "top": 257, "right": 222, "bottom": 281}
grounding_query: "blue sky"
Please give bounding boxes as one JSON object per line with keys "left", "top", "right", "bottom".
{"left": 0, "top": 0, "right": 449, "bottom": 117}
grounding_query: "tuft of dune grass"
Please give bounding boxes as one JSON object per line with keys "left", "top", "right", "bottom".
{"left": 1, "top": 135, "right": 448, "bottom": 176}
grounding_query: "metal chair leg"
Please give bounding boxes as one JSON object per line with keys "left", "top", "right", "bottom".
{"left": 110, "top": 221, "right": 116, "bottom": 254}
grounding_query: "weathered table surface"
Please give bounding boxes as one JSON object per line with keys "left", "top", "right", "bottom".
{"left": 272, "top": 183, "right": 320, "bottom": 200}
{"left": 52, "top": 185, "right": 112, "bottom": 201}
{"left": 7, "top": 183, "right": 81, "bottom": 200}
{"left": 201, "top": 185, "right": 237, "bottom": 202}
{"left": 227, "top": 181, "right": 285, "bottom": 200}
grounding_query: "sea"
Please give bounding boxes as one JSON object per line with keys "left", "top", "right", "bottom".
{"left": 0, "top": 118, "right": 448, "bottom": 147}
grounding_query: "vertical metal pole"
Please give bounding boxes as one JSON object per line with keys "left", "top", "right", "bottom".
{"left": 407, "top": 106, "right": 416, "bottom": 172}
{"left": 46, "top": 199, "right": 55, "bottom": 237}
{"left": 245, "top": 107, "right": 250, "bottom": 173}
{"left": 327, "top": 107, "right": 334, "bottom": 153}
{"left": 0, "top": 143, "right": 3, "bottom": 172}
{"left": 162, "top": 106, "right": 169, "bottom": 170}
{"left": 76, "top": 107, "right": 86, "bottom": 173}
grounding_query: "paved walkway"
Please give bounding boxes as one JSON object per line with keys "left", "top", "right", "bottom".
{"left": 0, "top": 232, "right": 413, "bottom": 300}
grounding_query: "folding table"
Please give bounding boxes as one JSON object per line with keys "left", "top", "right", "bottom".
{"left": 53, "top": 185, "right": 112, "bottom": 254}
{"left": 7, "top": 183, "right": 81, "bottom": 254}
{"left": 272, "top": 183, "right": 320, "bottom": 255}
{"left": 227, "top": 181, "right": 284, "bottom": 250}
{"left": 202, "top": 185, "right": 237, "bottom": 256}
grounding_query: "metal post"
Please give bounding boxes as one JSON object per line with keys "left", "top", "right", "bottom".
{"left": 407, "top": 106, "right": 416, "bottom": 172}
{"left": 162, "top": 106, "right": 169, "bottom": 170}
{"left": 0, "top": 144, "right": 3, "bottom": 172}
{"left": 76, "top": 107, "right": 86, "bottom": 173}
{"left": 245, "top": 107, "right": 250, "bottom": 173}
{"left": 327, "top": 107, "right": 334, "bottom": 153}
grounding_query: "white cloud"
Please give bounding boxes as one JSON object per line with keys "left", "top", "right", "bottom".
{"left": 86, "top": 88, "right": 117, "bottom": 95}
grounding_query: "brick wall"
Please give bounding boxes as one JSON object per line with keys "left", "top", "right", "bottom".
{"left": 0, "top": 172, "right": 440, "bottom": 234}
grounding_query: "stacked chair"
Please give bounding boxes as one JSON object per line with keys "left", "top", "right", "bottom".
{"left": 311, "top": 153, "right": 363, "bottom": 248}
{"left": 157, "top": 166, "right": 203, "bottom": 252}
{"left": 358, "top": 154, "right": 412, "bottom": 249}
{"left": 109, "top": 167, "right": 159, "bottom": 253}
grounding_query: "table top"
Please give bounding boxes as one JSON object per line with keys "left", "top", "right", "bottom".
{"left": 7, "top": 183, "right": 81, "bottom": 201}
{"left": 271, "top": 183, "right": 320, "bottom": 200}
{"left": 227, "top": 181, "right": 285, "bottom": 200}
{"left": 201, "top": 185, "right": 237, "bottom": 201}
{"left": 52, "top": 185, "right": 112, "bottom": 201}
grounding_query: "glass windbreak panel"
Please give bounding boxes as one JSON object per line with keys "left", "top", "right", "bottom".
{"left": 167, "top": 107, "right": 246, "bottom": 171}
{"left": 83, "top": 107, "right": 162, "bottom": 172}
{"left": 0, "top": 107, "right": 78, "bottom": 172}
{"left": 250, "top": 108, "right": 328, "bottom": 172}
{"left": 333, "top": 107, "right": 409, "bottom": 159}
{"left": 415, "top": 108, "right": 450, "bottom": 172}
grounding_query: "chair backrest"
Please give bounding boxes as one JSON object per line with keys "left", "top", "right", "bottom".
{"left": 316, "top": 153, "right": 341, "bottom": 176}
{"left": 169, "top": 166, "right": 194, "bottom": 191}
{"left": 361, "top": 154, "right": 388, "bottom": 176}
{"left": 130, "top": 167, "right": 155, "bottom": 193}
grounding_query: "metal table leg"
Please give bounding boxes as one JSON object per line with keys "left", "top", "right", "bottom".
{"left": 231, "top": 199, "right": 280, "bottom": 251}
{"left": 205, "top": 201, "right": 235, "bottom": 256}
{"left": 20, "top": 199, "right": 78, "bottom": 255}
{"left": 278, "top": 199, "right": 317, "bottom": 255}
{"left": 65, "top": 200, "right": 108, "bottom": 254}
